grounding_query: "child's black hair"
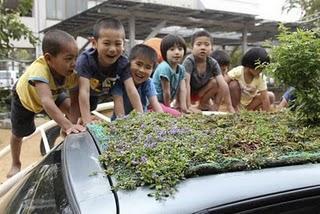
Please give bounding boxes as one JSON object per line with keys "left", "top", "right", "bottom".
{"left": 211, "top": 50, "right": 230, "bottom": 66}
{"left": 191, "top": 30, "right": 213, "bottom": 46}
{"left": 92, "top": 17, "right": 125, "bottom": 40}
{"left": 160, "top": 34, "right": 187, "bottom": 62}
{"left": 241, "top": 47, "right": 270, "bottom": 69}
{"left": 42, "top": 29, "right": 75, "bottom": 56}
{"left": 129, "top": 44, "right": 158, "bottom": 68}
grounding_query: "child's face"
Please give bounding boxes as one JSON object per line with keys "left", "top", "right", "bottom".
{"left": 220, "top": 65, "right": 229, "bottom": 75}
{"left": 46, "top": 41, "right": 78, "bottom": 77}
{"left": 130, "top": 56, "right": 154, "bottom": 85}
{"left": 166, "top": 44, "right": 184, "bottom": 65}
{"left": 93, "top": 28, "right": 125, "bottom": 67}
{"left": 192, "top": 36, "right": 212, "bottom": 60}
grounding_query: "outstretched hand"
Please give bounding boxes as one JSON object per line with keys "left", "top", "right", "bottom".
{"left": 65, "top": 124, "right": 86, "bottom": 135}
{"left": 78, "top": 115, "right": 102, "bottom": 126}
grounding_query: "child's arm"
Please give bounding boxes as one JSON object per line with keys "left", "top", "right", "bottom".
{"left": 78, "top": 76, "right": 92, "bottom": 125}
{"left": 68, "top": 89, "right": 81, "bottom": 124}
{"left": 185, "top": 73, "right": 192, "bottom": 108}
{"left": 149, "top": 96, "right": 163, "bottom": 113}
{"left": 216, "top": 74, "right": 235, "bottom": 113}
{"left": 113, "top": 95, "right": 125, "bottom": 118}
{"left": 35, "top": 82, "right": 85, "bottom": 134}
{"left": 178, "top": 79, "right": 189, "bottom": 113}
{"left": 123, "top": 78, "right": 143, "bottom": 113}
{"left": 224, "top": 74, "right": 232, "bottom": 83}
{"left": 277, "top": 98, "right": 288, "bottom": 110}
{"left": 260, "top": 90, "right": 271, "bottom": 111}
{"left": 161, "top": 77, "right": 171, "bottom": 106}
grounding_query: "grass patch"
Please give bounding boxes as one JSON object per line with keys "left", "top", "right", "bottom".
{"left": 89, "top": 111, "right": 320, "bottom": 199}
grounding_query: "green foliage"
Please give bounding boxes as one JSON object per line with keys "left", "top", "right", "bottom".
{"left": 268, "top": 26, "right": 320, "bottom": 124}
{"left": 283, "top": 0, "right": 320, "bottom": 27}
{"left": 0, "top": 0, "right": 37, "bottom": 58}
{"left": 96, "top": 111, "right": 320, "bottom": 199}
{"left": 230, "top": 46, "right": 242, "bottom": 68}
{"left": 0, "top": 89, "right": 10, "bottom": 112}
{"left": 17, "top": 0, "right": 33, "bottom": 16}
{"left": 283, "top": 0, "right": 320, "bottom": 17}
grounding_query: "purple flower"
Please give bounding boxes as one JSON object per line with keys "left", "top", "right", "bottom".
{"left": 144, "top": 134, "right": 158, "bottom": 148}
{"left": 159, "top": 130, "right": 166, "bottom": 136}
{"left": 140, "top": 155, "right": 148, "bottom": 163}
{"left": 169, "top": 127, "right": 186, "bottom": 135}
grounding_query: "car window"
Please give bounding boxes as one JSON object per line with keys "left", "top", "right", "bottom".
{"left": 5, "top": 150, "right": 73, "bottom": 213}
{"left": 240, "top": 196, "right": 320, "bottom": 214}
{"left": 196, "top": 187, "right": 320, "bottom": 214}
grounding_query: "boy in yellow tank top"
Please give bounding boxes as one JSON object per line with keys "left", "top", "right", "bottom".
{"left": 7, "top": 30, "right": 85, "bottom": 178}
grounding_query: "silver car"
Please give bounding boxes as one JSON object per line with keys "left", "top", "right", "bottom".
{"left": 1, "top": 131, "right": 320, "bottom": 213}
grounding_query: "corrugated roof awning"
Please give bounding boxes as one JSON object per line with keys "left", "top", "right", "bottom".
{"left": 41, "top": 0, "right": 301, "bottom": 46}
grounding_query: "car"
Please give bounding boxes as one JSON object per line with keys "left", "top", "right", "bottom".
{"left": 0, "top": 70, "right": 19, "bottom": 89}
{"left": 1, "top": 130, "right": 320, "bottom": 214}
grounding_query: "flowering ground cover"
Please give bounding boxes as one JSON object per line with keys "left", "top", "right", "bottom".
{"left": 89, "top": 111, "right": 320, "bottom": 199}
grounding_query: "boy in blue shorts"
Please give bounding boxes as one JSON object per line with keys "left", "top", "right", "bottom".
{"left": 76, "top": 18, "right": 142, "bottom": 125}
{"left": 278, "top": 87, "right": 296, "bottom": 110}
{"left": 7, "top": 30, "right": 86, "bottom": 178}
{"left": 111, "top": 44, "right": 163, "bottom": 118}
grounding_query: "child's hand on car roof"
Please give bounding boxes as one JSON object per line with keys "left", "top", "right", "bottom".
{"left": 65, "top": 124, "right": 86, "bottom": 135}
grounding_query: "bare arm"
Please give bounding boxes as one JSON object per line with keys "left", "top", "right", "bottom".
{"left": 178, "top": 79, "right": 188, "bottom": 112}
{"left": 216, "top": 74, "right": 235, "bottom": 113}
{"left": 124, "top": 78, "right": 143, "bottom": 113}
{"left": 260, "top": 90, "right": 271, "bottom": 112}
{"left": 35, "top": 82, "right": 85, "bottom": 134}
{"left": 224, "top": 74, "right": 232, "bottom": 83}
{"left": 78, "top": 76, "right": 92, "bottom": 125}
{"left": 149, "top": 96, "right": 163, "bottom": 112}
{"left": 277, "top": 98, "right": 288, "bottom": 110}
{"left": 161, "top": 77, "right": 171, "bottom": 106}
{"left": 185, "top": 73, "right": 191, "bottom": 108}
{"left": 69, "top": 89, "right": 81, "bottom": 124}
{"left": 113, "top": 95, "right": 125, "bottom": 118}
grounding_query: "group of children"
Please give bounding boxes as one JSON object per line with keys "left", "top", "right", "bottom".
{"left": 7, "top": 18, "right": 274, "bottom": 178}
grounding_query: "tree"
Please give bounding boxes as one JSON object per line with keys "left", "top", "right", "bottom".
{"left": 283, "top": 0, "right": 320, "bottom": 22}
{"left": 0, "top": 0, "right": 37, "bottom": 58}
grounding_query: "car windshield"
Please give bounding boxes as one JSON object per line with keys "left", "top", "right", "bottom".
{"left": 5, "top": 149, "right": 72, "bottom": 213}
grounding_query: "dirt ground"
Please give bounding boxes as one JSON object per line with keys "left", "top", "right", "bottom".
{"left": 0, "top": 118, "right": 49, "bottom": 184}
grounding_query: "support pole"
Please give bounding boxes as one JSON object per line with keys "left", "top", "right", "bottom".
{"left": 145, "top": 21, "right": 167, "bottom": 40}
{"left": 129, "top": 16, "right": 136, "bottom": 49}
{"left": 242, "top": 24, "right": 248, "bottom": 54}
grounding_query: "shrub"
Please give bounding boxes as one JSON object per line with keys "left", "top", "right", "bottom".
{"left": 268, "top": 25, "right": 320, "bottom": 124}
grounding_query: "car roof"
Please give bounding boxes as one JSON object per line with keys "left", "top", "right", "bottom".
{"left": 63, "top": 132, "right": 320, "bottom": 214}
